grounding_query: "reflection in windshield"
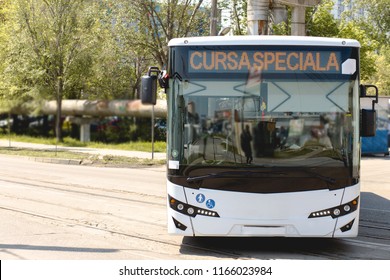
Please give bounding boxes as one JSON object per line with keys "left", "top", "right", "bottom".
{"left": 175, "top": 80, "right": 351, "bottom": 168}
{"left": 168, "top": 77, "right": 357, "bottom": 192}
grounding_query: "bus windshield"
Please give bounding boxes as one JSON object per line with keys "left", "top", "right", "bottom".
{"left": 167, "top": 45, "right": 360, "bottom": 193}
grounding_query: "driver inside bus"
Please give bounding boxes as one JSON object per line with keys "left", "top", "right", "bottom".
{"left": 185, "top": 101, "right": 200, "bottom": 145}
{"left": 187, "top": 101, "right": 199, "bottom": 124}
{"left": 304, "top": 126, "right": 332, "bottom": 148}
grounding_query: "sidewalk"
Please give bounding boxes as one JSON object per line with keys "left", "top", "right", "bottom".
{"left": 0, "top": 139, "right": 166, "bottom": 160}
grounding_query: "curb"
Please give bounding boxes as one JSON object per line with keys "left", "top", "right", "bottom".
{"left": 28, "top": 157, "right": 82, "bottom": 165}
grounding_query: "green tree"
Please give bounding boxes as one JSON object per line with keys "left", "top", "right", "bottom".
{"left": 353, "top": 0, "right": 390, "bottom": 94}
{"left": 268, "top": 0, "right": 378, "bottom": 82}
{"left": 338, "top": 21, "right": 379, "bottom": 81}
{"left": 86, "top": 0, "right": 152, "bottom": 100}
{"left": 357, "top": 0, "right": 390, "bottom": 45}
{"left": 1, "top": 0, "right": 99, "bottom": 141}
{"left": 89, "top": 0, "right": 212, "bottom": 102}
{"left": 113, "top": 0, "right": 209, "bottom": 69}
{"left": 372, "top": 46, "right": 390, "bottom": 94}
{"left": 307, "top": 0, "right": 339, "bottom": 37}
{"left": 221, "top": 0, "right": 247, "bottom": 35}
{"left": 0, "top": 0, "right": 36, "bottom": 114}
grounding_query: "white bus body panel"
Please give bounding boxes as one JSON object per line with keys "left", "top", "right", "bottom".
{"left": 168, "top": 35, "right": 360, "bottom": 48}
{"left": 167, "top": 180, "right": 360, "bottom": 237}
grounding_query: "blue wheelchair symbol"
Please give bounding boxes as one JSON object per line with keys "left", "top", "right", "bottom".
{"left": 206, "top": 199, "right": 215, "bottom": 209}
{"left": 196, "top": 194, "right": 205, "bottom": 203}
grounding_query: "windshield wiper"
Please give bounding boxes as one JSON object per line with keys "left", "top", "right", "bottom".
{"left": 186, "top": 169, "right": 336, "bottom": 186}
{"left": 301, "top": 169, "right": 336, "bottom": 185}
{"left": 187, "top": 170, "right": 286, "bottom": 183}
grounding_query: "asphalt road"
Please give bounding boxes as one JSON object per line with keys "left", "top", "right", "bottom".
{"left": 0, "top": 154, "right": 389, "bottom": 260}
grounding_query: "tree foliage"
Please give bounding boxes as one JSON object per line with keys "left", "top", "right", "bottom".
{"left": 111, "top": 0, "right": 209, "bottom": 70}
{"left": 0, "top": 0, "right": 215, "bottom": 140}
{"left": 269, "top": 0, "right": 385, "bottom": 87}
{"left": 1, "top": 0, "right": 102, "bottom": 140}
{"left": 306, "top": 0, "right": 339, "bottom": 37}
{"left": 220, "top": 0, "right": 247, "bottom": 35}
{"left": 353, "top": 0, "right": 390, "bottom": 94}
{"left": 357, "top": 0, "right": 390, "bottom": 45}
{"left": 338, "top": 21, "right": 379, "bottom": 81}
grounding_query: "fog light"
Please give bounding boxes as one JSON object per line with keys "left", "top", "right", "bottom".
{"left": 340, "top": 219, "right": 355, "bottom": 232}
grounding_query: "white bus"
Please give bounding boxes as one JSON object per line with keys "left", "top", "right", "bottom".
{"left": 142, "top": 36, "right": 378, "bottom": 237}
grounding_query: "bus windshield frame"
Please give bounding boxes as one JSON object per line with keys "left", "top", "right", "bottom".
{"left": 166, "top": 44, "right": 360, "bottom": 194}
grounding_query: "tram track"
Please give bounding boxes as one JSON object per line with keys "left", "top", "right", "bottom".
{"left": 0, "top": 191, "right": 166, "bottom": 229}
{"left": 0, "top": 176, "right": 169, "bottom": 236}
{"left": 0, "top": 169, "right": 389, "bottom": 259}
{"left": 2, "top": 194, "right": 388, "bottom": 260}
{"left": 0, "top": 175, "right": 250, "bottom": 259}
{"left": 359, "top": 222, "right": 390, "bottom": 242}
{"left": 0, "top": 204, "right": 245, "bottom": 260}
{"left": 0, "top": 175, "right": 165, "bottom": 206}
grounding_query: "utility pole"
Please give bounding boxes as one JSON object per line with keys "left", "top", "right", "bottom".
{"left": 210, "top": 0, "right": 218, "bottom": 36}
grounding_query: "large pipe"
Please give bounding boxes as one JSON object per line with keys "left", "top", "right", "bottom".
{"left": 9, "top": 99, "right": 167, "bottom": 118}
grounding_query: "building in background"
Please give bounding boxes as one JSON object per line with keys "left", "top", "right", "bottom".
{"left": 330, "top": 0, "right": 365, "bottom": 20}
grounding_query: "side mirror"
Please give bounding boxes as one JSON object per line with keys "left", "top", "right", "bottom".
{"left": 141, "top": 75, "right": 157, "bottom": 105}
{"left": 360, "top": 84, "right": 379, "bottom": 137}
{"left": 140, "top": 67, "right": 160, "bottom": 105}
{"left": 361, "top": 109, "right": 376, "bottom": 137}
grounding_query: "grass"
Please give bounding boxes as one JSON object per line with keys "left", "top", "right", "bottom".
{"left": 0, "top": 134, "right": 166, "bottom": 152}
{"left": 0, "top": 134, "right": 167, "bottom": 167}
{"left": 0, "top": 147, "right": 166, "bottom": 166}
{"left": 0, "top": 147, "right": 88, "bottom": 160}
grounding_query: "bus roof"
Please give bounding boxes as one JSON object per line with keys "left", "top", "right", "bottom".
{"left": 168, "top": 35, "right": 360, "bottom": 48}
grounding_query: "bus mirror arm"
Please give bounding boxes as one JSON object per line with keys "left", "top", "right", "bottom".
{"left": 360, "top": 84, "right": 378, "bottom": 110}
{"left": 360, "top": 84, "right": 379, "bottom": 137}
{"left": 147, "top": 66, "right": 160, "bottom": 76}
{"left": 158, "top": 70, "right": 169, "bottom": 89}
{"left": 148, "top": 67, "right": 169, "bottom": 89}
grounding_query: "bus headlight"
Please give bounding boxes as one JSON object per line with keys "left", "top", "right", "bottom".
{"left": 187, "top": 207, "right": 195, "bottom": 215}
{"left": 308, "top": 197, "right": 359, "bottom": 219}
{"left": 168, "top": 195, "right": 220, "bottom": 218}
{"left": 333, "top": 209, "right": 341, "bottom": 216}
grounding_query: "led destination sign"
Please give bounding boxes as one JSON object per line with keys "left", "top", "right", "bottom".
{"left": 189, "top": 50, "right": 342, "bottom": 74}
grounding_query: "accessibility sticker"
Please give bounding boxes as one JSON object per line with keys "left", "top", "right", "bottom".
{"left": 196, "top": 193, "right": 205, "bottom": 203}
{"left": 206, "top": 199, "right": 215, "bottom": 209}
